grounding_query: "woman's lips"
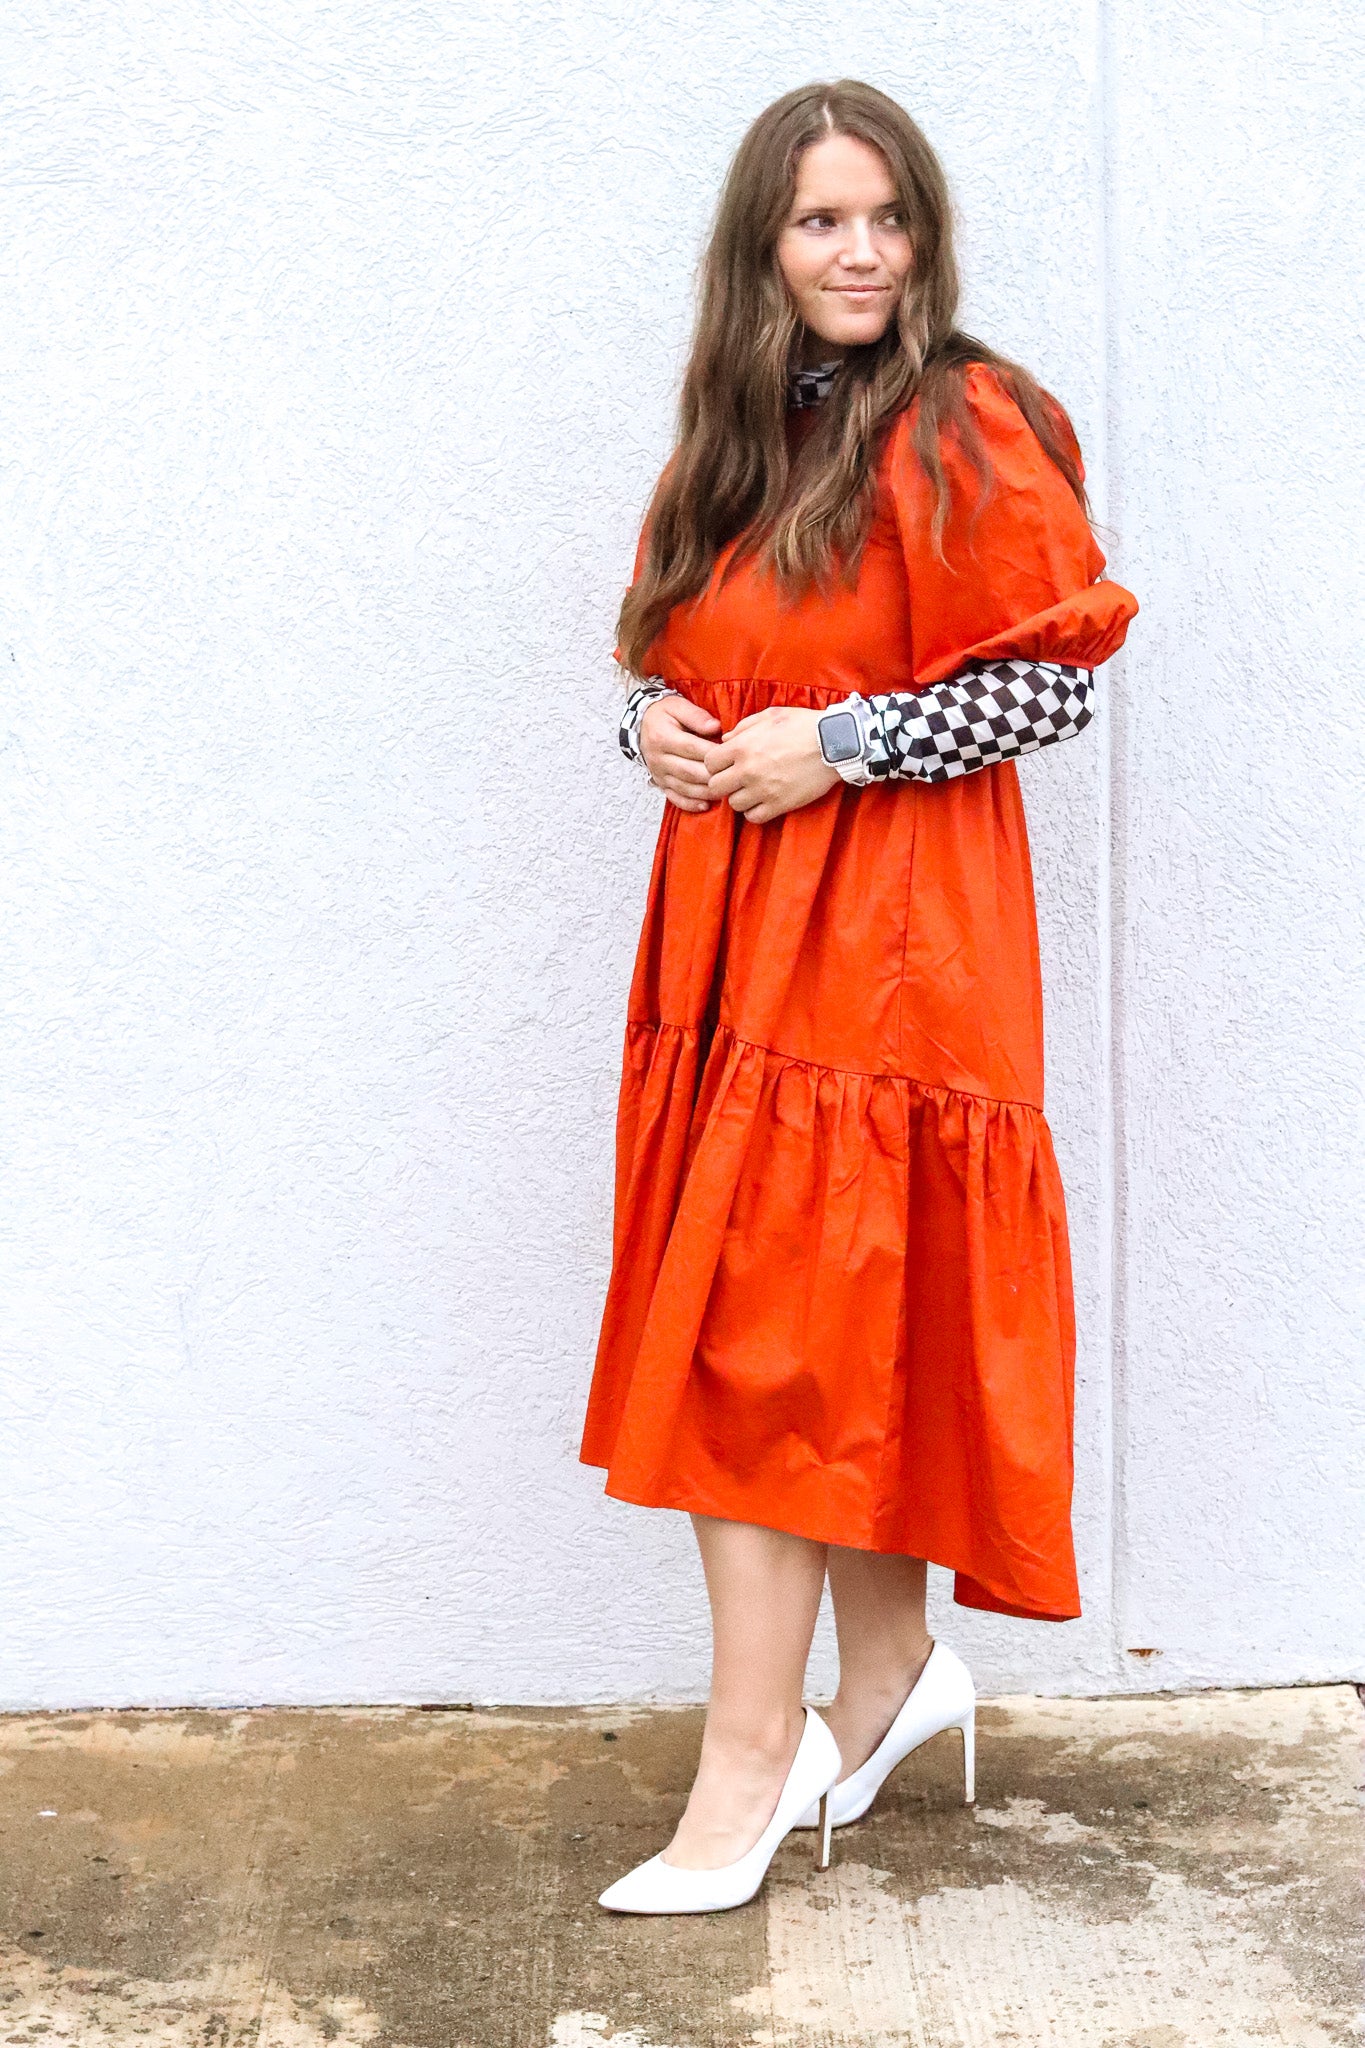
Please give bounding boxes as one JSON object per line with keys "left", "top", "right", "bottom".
{"left": 828, "top": 284, "right": 890, "bottom": 300}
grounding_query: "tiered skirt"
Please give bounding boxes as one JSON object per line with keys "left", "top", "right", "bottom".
{"left": 580, "top": 677, "right": 1081, "bottom": 1622}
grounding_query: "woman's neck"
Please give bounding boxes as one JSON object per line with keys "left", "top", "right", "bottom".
{"left": 797, "top": 334, "right": 847, "bottom": 370}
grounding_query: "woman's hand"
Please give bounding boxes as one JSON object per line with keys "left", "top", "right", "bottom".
{"left": 703, "top": 706, "right": 841, "bottom": 825}
{"left": 639, "top": 694, "right": 724, "bottom": 812}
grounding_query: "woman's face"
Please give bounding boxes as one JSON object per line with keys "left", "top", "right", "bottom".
{"left": 775, "top": 134, "right": 913, "bottom": 358}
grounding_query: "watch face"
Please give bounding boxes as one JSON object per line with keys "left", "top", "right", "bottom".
{"left": 819, "top": 710, "right": 861, "bottom": 765}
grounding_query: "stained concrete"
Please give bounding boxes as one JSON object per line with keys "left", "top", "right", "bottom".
{"left": 0, "top": 1686, "right": 1359, "bottom": 2046}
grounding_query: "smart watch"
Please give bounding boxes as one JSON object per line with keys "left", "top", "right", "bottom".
{"left": 816, "top": 694, "right": 875, "bottom": 785}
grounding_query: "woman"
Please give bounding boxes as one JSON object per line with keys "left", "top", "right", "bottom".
{"left": 580, "top": 79, "right": 1137, "bottom": 1916}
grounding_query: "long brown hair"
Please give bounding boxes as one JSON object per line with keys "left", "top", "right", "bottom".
{"left": 617, "top": 79, "right": 1089, "bottom": 676}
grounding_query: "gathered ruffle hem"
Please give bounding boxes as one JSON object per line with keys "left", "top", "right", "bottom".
{"left": 580, "top": 1015, "right": 1080, "bottom": 1622}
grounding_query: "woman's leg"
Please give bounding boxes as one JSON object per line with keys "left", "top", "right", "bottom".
{"left": 822, "top": 1546, "right": 934, "bottom": 1781}
{"left": 663, "top": 1513, "right": 828, "bottom": 1869}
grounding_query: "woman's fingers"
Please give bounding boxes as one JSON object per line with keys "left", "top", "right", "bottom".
{"left": 657, "top": 775, "right": 713, "bottom": 808}
{"left": 650, "top": 731, "right": 717, "bottom": 809}
{"left": 660, "top": 735, "right": 715, "bottom": 770}
{"left": 704, "top": 734, "right": 764, "bottom": 800}
{"left": 668, "top": 697, "right": 724, "bottom": 737}
{"left": 640, "top": 699, "right": 723, "bottom": 792}
{"left": 635, "top": 694, "right": 824, "bottom": 825}
{"left": 700, "top": 706, "right": 837, "bottom": 824}
{"left": 656, "top": 751, "right": 711, "bottom": 791}
{"left": 722, "top": 710, "right": 769, "bottom": 737}
{"left": 658, "top": 736, "right": 712, "bottom": 768}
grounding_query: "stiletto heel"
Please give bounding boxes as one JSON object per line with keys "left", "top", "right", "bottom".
{"left": 597, "top": 1705, "right": 842, "bottom": 1915}
{"left": 794, "top": 1640, "right": 978, "bottom": 1832}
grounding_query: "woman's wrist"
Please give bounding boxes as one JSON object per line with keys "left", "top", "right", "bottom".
{"left": 815, "top": 695, "right": 876, "bottom": 785}
{"left": 619, "top": 677, "right": 679, "bottom": 768}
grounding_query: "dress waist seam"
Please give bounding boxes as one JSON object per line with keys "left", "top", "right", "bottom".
{"left": 656, "top": 674, "right": 923, "bottom": 697}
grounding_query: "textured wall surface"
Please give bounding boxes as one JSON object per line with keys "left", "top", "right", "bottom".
{"left": 1106, "top": 1, "right": 1365, "bottom": 1685}
{"left": 0, "top": 0, "right": 1359, "bottom": 1709}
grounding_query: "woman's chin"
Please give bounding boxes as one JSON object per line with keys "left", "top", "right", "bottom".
{"left": 805, "top": 311, "right": 894, "bottom": 352}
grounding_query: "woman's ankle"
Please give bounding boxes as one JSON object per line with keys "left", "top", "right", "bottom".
{"left": 832, "top": 1635, "right": 934, "bottom": 1718}
{"left": 699, "top": 1706, "right": 805, "bottom": 1772}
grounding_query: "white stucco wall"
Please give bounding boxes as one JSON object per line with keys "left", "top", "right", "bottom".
{"left": 0, "top": 0, "right": 1359, "bottom": 1710}
{"left": 1105, "top": 1, "right": 1365, "bottom": 1685}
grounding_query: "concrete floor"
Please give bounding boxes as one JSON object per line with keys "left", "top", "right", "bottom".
{"left": 0, "top": 1686, "right": 1359, "bottom": 2047}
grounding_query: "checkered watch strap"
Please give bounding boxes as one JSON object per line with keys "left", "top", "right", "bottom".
{"left": 619, "top": 677, "right": 679, "bottom": 768}
{"left": 863, "top": 659, "right": 1094, "bottom": 783}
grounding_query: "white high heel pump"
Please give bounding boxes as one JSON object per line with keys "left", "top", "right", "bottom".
{"left": 794, "top": 1639, "right": 976, "bottom": 1830}
{"left": 597, "top": 1705, "right": 842, "bottom": 1915}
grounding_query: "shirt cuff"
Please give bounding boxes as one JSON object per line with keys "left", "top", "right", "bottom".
{"left": 619, "top": 678, "right": 679, "bottom": 767}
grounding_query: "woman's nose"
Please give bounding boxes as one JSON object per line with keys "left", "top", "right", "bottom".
{"left": 838, "top": 219, "right": 879, "bottom": 267}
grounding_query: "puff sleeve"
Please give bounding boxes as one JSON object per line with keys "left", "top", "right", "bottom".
{"left": 887, "top": 362, "right": 1137, "bottom": 684}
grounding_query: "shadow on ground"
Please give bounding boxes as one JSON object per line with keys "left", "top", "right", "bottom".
{"left": 0, "top": 1685, "right": 1359, "bottom": 2045}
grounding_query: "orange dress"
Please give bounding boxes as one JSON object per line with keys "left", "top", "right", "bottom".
{"left": 579, "top": 365, "right": 1138, "bottom": 1621}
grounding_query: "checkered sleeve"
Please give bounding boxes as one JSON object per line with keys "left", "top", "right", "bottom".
{"left": 619, "top": 677, "right": 679, "bottom": 768}
{"left": 863, "top": 659, "right": 1094, "bottom": 784}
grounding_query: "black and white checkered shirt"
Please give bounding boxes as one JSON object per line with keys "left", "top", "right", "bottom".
{"left": 857, "top": 660, "right": 1093, "bottom": 782}
{"left": 787, "top": 358, "right": 844, "bottom": 408}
